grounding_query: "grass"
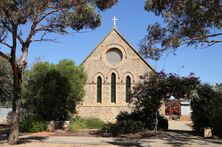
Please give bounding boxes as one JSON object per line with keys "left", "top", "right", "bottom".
{"left": 68, "top": 116, "right": 105, "bottom": 131}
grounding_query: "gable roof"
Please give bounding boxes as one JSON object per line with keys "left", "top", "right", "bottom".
{"left": 81, "top": 27, "right": 156, "bottom": 73}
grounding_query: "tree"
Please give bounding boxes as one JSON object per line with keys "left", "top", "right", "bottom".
{"left": 0, "top": 0, "right": 118, "bottom": 144}
{"left": 0, "top": 57, "right": 13, "bottom": 107}
{"left": 110, "top": 72, "right": 199, "bottom": 135}
{"left": 140, "top": 0, "right": 222, "bottom": 60}
{"left": 132, "top": 72, "right": 199, "bottom": 130}
{"left": 214, "top": 83, "right": 222, "bottom": 92}
{"left": 191, "top": 84, "right": 222, "bottom": 135}
{"left": 23, "top": 60, "right": 86, "bottom": 121}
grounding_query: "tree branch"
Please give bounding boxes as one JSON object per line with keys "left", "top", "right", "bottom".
{"left": 205, "top": 40, "right": 222, "bottom": 47}
{"left": 24, "top": 9, "right": 62, "bottom": 48}
{"left": 16, "top": 34, "right": 24, "bottom": 45}
{"left": 183, "top": 32, "right": 222, "bottom": 45}
{"left": 0, "top": 50, "right": 11, "bottom": 61}
{"left": 0, "top": 38, "right": 12, "bottom": 49}
{"left": 37, "top": 9, "right": 60, "bottom": 25}
{"left": 0, "top": 20, "right": 24, "bottom": 45}
{"left": 31, "top": 31, "right": 60, "bottom": 43}
{"left": 32, "top": 38, "right": 60, "bottom": 43}
{"left": 188, "top": 33, "right": 222, "bottom": 42}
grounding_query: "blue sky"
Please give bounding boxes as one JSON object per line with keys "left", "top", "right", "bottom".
{"left": 9, "top": 1, "right": 222, "bottom": 84}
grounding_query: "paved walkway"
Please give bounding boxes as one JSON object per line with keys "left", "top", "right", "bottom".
{"left": 168, "top": 120, "right": 192, "bottom": 131}
{"left": 2, "top": 128, "right": 222, "bottom": 147}
{"left": 1, "top": 121, "right": 222, "bottom": 146}
{"left": 1, "top": 134, "right": 222, "bottom": 147}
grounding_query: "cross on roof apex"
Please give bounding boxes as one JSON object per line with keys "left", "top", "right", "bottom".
{"left": 112, "top": 16, "right": 118, "bottom": 27}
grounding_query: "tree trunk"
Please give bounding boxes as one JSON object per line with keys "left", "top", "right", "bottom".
{"left": 8, "top": 67, "right": 22, "bottom": 145}
{"left": 154, "top": 111, "right": 158, "bottom": 131}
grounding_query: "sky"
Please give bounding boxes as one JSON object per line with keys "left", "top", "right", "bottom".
{"left": 2, "top": 0, "right": 222, "bottom": 84}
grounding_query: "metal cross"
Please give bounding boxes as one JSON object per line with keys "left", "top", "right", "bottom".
{"left": 112, "top": 16, "right": 118, "bottom": 26}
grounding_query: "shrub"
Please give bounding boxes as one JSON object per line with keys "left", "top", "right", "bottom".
{"left": 84, "top": 117, "right": 105, "bottom": 129}
{"left": 191, "top": 84, "right": 222, "bottom": 136}
{"left": 102, "top": 111, "right": 146, "bottom": 136}
{"left": 18, "top": 109, "right": 47, "bottom": 132}
{"left": 116, "top": 111, "right": 141, "bottom": 122}
{"left": 115, "top": 111, "right": 168, "bottom": 133}
{"left": 68, "top": 116, "right": 105, "bottom": 131}
{"left": 20, "top": 119, "right": 47, "bottom": 132}
{"left": 110, "top": 120, "right": 145, "bottom": 136}
{"left": 101, "top": 123, "right": 113, "bottom": 133}
{"left": 209, "top": 95, "right": 222, "bottom": 136}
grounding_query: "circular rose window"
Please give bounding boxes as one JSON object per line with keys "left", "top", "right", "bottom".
{"left": 106, "top": 48, "right": 123, "bottom": 64}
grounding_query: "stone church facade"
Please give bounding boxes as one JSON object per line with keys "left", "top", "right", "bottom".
{"left": 77, "top": 27, "right": 155, "bottom": 122}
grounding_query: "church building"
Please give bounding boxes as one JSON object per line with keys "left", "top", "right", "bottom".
{"left": 77, "top": 22, "right": 155, "bottom": 122}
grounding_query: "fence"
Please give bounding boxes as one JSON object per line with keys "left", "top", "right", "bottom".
{"left": 0, "top": 108, "right": 11, "bottom": 124}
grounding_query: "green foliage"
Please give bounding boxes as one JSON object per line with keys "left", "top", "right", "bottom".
{"left": 23, "top": 60, "right": 86, "bottom": 121}
{"left": 68, "top": 117, "right": 105, "bottom": 131}
{"left": 17, "top": 109, "right": 46, "bottom": 132}
{"left": 131, "top": 72, "right": 199, "bottom": 130}
{"left": 0, "top": 0, "right": 117, "bottom": 143}
{"left": 110, "top": 111, "right": 146, "bottom": 135}
{"left": 110, "top": 120, "right": 146, "bottom": 136}
{"left": 214, "top": 83, "right": 222, "bottom": 92}
{"left": 140, "top": 0, "right": 222, "bottom": 60}
{"left": 19, "top": 109, "right": 47, "bottom": 133}
{"left": 106, "top": 72, "right": 198, "bottom": 135}
{"left": 0, "top": 57, "right": 12, "bottom": 107}
{"left": 84, "top": 117, "right": 105, "bottom": 129}
{"left": 20, "top": 119, "right": 47, "bottom": 133}
{"left": 191, "top": 84, "right": 222, "bottom": 136}
{"left": 108, "top": 111, "right": 168, "bottom": 136}
{"left": 0, "top": 0, "right": 118, "bottom": 34}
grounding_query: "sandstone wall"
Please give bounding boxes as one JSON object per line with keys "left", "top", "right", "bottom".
{"left": 77, "top": 28, "right": 154, "bottom": 122}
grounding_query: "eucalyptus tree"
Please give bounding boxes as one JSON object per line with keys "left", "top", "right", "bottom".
{"left": 0, "top": 0, "right": 118, "bottom": 144}
{"left": 140, "top": 0, "right": 222, "bottom": 60}
{"left": 0, "top": 57, "right": 12, "bottom": 107}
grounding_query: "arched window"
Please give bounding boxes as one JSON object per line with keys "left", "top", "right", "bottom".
{"left": 126, "top": 76, "right": 131, "bottom": 102}
{"left": 97, "top": 76, "right": 102, "bottom": 103}
{"left": 111, "top": 73, "right": 116, "bottom": 103}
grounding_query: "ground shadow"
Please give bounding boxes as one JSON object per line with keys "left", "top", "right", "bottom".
{"left": 0, "top": 127, "right": 9, "bottom": 143}
{"left": 160, "top": 130, "right": 222, "bottom": 147}
{"left": 0, "top": 128, "right": 48, "bottom": 145}
{"left": 18, "top": 136, "right": 48, "bottom": 144}
{"left": 105, "top": 138, "right": 152, "bottom": 147}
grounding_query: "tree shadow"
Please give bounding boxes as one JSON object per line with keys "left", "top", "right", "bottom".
{"left": 18, "top": 136, "right": 48, "bottom": 144}
{"left": 0, "top": 128, "right": 9, "bottom": 143}
{"left": 161, "top": 130, "right": 222, "bottom": 146}
{"left": 104, "top": 130, "right": 222, "bottom": 147}
{"left": 105, "top": 138, "right": 152, "bottom": 147}
{"left": 0, "top": 128, "right": 48, "bottom": 145}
